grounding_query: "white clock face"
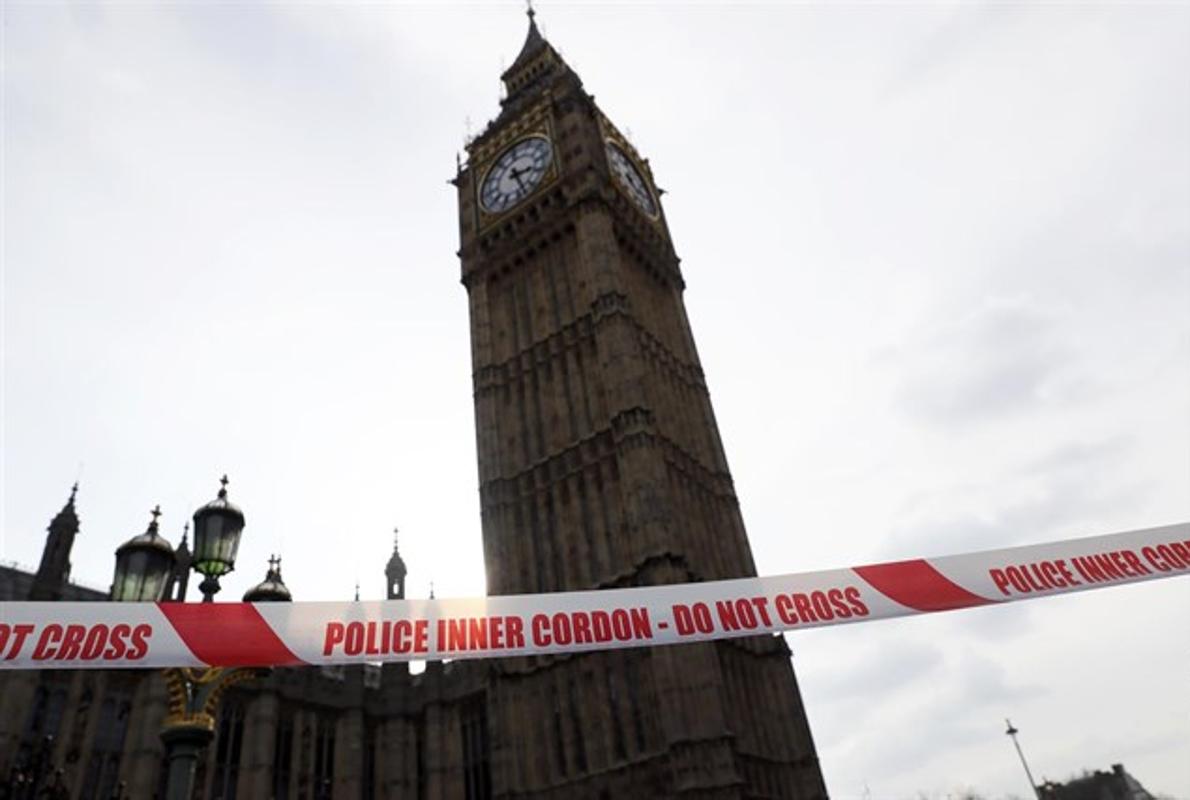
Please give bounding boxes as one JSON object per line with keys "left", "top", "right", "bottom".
{"left": 606, "top": 142, "right": 657, "bottom": 217}
{"left": 479, "top": 136, "right": 553, "bottom": 214}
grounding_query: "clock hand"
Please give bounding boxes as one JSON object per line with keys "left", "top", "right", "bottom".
{"left": 509, "top": 166, "right": 529, "bottom": 192}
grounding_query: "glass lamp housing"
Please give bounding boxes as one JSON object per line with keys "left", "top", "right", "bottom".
{"left": 111, "top": 521, "right": 175, "bottom": 602}
{"left": 191, "top": 479, "right": 245, "bottom": 578}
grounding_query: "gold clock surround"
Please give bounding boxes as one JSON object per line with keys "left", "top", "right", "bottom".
{"left": 469, "top": 102, "right": 559, "bottom": 231}
{"left": 597, "top": 111, "right": 663, "bottom": 228}
{"left": 476, "top": 133, "right": 558, "bottom": 218}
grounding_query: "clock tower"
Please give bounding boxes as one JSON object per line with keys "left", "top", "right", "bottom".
{"left": 454, "top": 11, "right": 827, "bottom": 797}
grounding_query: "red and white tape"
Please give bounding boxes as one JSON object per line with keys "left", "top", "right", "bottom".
{"left": 2, "top": 523, "right": 1187, "bottom": 670}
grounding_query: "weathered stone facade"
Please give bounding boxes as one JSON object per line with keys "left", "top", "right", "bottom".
{"left": 1, "top": 14, "right": 825, "bottom": 800}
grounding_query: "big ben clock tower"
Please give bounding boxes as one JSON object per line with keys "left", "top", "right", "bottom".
{"left": 454, "top": 10, "right": 827, "bottom": 798}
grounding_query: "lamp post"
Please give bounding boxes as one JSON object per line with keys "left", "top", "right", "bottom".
{"left": 1005, "top": 718, "right": 1041, "bottom": 799}
{"left": 108, "top": 478, "right": 270, "bottom": 800}
{"left": 112, "top": 507, "right": 212, "bottom": 800}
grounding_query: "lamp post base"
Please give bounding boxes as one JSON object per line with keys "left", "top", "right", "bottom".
{"left": 157, "top": 667, "right": 266, "bottom": 800}
{"left": 160, "top": 724, "right": 213, "bottom": 800}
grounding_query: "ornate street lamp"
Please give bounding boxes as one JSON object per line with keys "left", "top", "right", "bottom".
{"left": 158, "top": 559, "right": 289, "bottom": 800}
{"left": 190, "top": 475, "right": 245, "bottom": 602}
{"left": 110, "top": 506, "right": 175, "bottom": 602}
{"left": 107, "top": 481, "right": 282, "bottom": 800}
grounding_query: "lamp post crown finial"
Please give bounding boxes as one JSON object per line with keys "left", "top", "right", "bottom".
{"left": 218, "top": 474, "right": 229, "bottom": 498}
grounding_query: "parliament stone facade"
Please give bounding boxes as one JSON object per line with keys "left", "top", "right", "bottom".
{"left": 0, "top": 13, "right": 826, "bottom": 799}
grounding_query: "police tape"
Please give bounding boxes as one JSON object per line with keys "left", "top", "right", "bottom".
{"left": 1, "top": 522, "right": 1187, "bottom": 670}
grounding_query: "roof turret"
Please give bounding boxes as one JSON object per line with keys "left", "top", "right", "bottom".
{"left": 243, "top": 555, "right": 292, "bottom": 602}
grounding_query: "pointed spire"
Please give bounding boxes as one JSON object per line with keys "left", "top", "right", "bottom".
{"left": 50, "top": 482, "right": 80, "bottom": 530}
{"left": 178, "top": 522, "right": 190, "bottom": 551}
{"left": 429, "top": 580, "right": 435, "bottom": 600}
{"left": 33, "top": 482, "right": 83, "bottom": 600}
{"left": 507, "top": 1, "right": 548, "bottom": 75}
{"left": 491, "top": 0, "right": 582, "bottom": 123}
{"left": 385, "top": 526, "right": 407, "bottom": 599}
{"left": 354, "top": 580, "right": 361, "bottom": 602}
{"left": 387, "top": 526, "right": 406, "bottom": 574}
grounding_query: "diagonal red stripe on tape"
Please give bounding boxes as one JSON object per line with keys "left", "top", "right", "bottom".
{"left": 157, "top": 602, "right": 306, "bottom": 668}
{"left": 854, "top": 559, "right": 995, "bottom": 612}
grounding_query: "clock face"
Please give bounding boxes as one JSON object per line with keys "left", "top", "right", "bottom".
{"left": 606, "top": 142, "right": 657, "bottom": 217}
{"left": 479, "top": 136, "right": 553, "bottom": 214}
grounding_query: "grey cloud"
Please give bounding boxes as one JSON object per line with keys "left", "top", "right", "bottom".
{"left": 941, "top": 601, "right": 1035, "bottom": 645}
{"left": 845, "top": 651, "right": 1045, "bottom": 784}
{"left": 882, "top": 435, "right": 1143, "bottom": 558}
{"left": 895, "top": 299, "right": 1078, "bottom": 427}
{"left": 811, "top": 637, "right": 944, "bottom": 703}
{"left": 1020, "top": 436, "right": 1131, "bottom": 477}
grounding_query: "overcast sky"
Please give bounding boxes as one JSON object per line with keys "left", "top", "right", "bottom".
{"left": 3, "top": 2, "right": 1188, "bottom": 797}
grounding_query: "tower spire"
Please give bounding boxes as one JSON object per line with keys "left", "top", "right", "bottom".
{"left": 509, "top": 6, "right": 546, "bottom": 71}
{"left": 30, "top": 482, "right": 82, "bottom": 600}
{"left": 385, "top": 525, "right": 407, "bottom": 600}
